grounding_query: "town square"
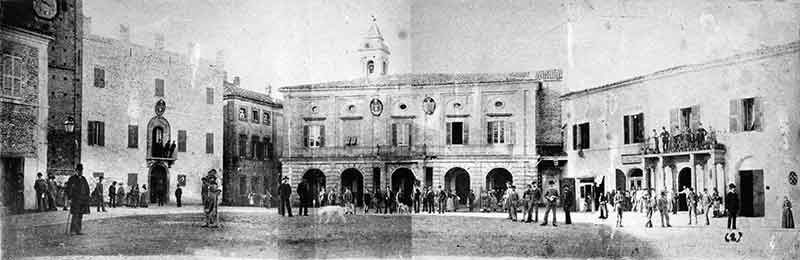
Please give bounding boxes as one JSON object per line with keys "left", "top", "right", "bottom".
{"left": 1, "top": 0, "right": 799, "bottom": 259}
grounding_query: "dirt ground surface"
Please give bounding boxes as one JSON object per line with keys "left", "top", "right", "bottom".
{"left": 1, "top": 206, "right": 799, "bottom": 259}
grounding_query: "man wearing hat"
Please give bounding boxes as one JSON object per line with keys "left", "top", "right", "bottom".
{"left": 278, "top": 176, "right": 293, "bottom": 217}
{"left": 562, "top": 185, "right": 574, "bottom": 225}
{"left": 34, "top": 172, "right": 47, "bottom": 212}
{"left": 204, "top": 173, "right": 222, "bottom": 228}
{"left": 541, "top": 180, "right": 560, "bottom": 226}
{"left": 66, "top": 164, "right": 90, "bottom": 235}
{"left": 724, "top": 183, "right": 740, "bottom": 230}
{"left": 297, "top": 178, "right": 311, "bottom": 216}
{"left": 506, "top": 184, "right": 520, "bottom": 221}
{"left": 46, "top": 174, "right": 58, "bottom": 211}
{"left": 524, "top": 182, "right": 541, "bottom": 223}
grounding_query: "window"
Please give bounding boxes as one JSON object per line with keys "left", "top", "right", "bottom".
{"left": 238, "top": 108, "right": 247, "bottom": 121}
{"left": 680, "top": 107, "right": 692, "bottom": 130}
{"left": 239, "top": 134, "right": 247, "bottom": 157}
{"left": 392, "top": 123, "right": 411, "bottom": 146}
{"left": 623, "top": 113, "right": 645, "bottom": 144}
{"left": 93, "top": 67, "right": 105, "bottom": 88}
{"left": 2, "top": 54, "right": 23, "bottom": 97}
{"left": 87, "top": 121, "right": 105, "bottom": 146}
{"left": 177, "top": 130, "right": 187, "bottom": 152}
{"left": 251, "top": 135, "right": 260, "bottom": 158}
{"left": 206, "top": 88, "right": 214, "bottom": 104}
{"left": 154, "top": 78, "right": 164, "bottom": 97}
{"left": 670, "top": 105, "right": 700, "bottom": 133}
{"left": 252, "top": 109, "right": 260, "bottom": 123}
{"left": 263, "top": 136, "right": 273, "bottom": 159}
{"left": 205, "top": 133, "right": 214, "bottom": 153}
{"left": 730, "top": 97, "right": 763, "bottom": 132}
{"left": 239, "top": 175, "right": 248, "bottom": 195}
{"left": 446, "top": 121, "right": 468, "bottom": 145}
{"left": 344, "top": 120, "right": 359, "bottom": 146}
{"left": 572, "top": 122, "right": 590, "bottom": 150}
{"left": 303, "top": 125, "right": 324, "bottom": 148}
{"left": 263, "top": 112, "right": 271, "bottom": 125}
{"left": 127, "top": 173, "right": 138, "bottom": 187}
{"left": 127, "top": 125, "right": 138, "bottom": 148}
{"left": 487, "top": 121, "right": 514, "bottom": 144}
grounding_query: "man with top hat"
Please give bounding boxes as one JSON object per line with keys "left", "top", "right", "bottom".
{"left": 278, "top": 176, "right": 293, "bottom": 217}
{"left": 562, "top": 185, "right": 574, "bottom": 224}
{"left": 725, "top": 183, "right": 740, "bottom": 230}
{"left": 66, "top": 164, "right": 90, "bottom": 235}
{"left": 506, "top": 184, "right": 520, "bottom": 221}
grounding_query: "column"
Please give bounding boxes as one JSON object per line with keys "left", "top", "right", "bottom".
{"left": 663, "top": 165, "right": 672, "bottom": 192}
{"left": 715, "top": 163, "right": 725, "bottom": 192}
{"left": 689, "top": 154, "right": 696, "bottom": 189}
{"left": 695, "top": 163, "right": 705, "bottom": 191}
{"left": 656, "top": 157, "right": 664, "bottom": 192}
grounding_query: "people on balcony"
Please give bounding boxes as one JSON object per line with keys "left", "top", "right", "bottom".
{"left": 643, "top": 123, "right": 720, "bottom": 155}
{"left": 151, "top": 139, "right": 176, "bottom": 158}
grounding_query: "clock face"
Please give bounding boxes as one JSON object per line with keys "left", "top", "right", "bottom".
{"left": 34, "top": 0, "right": 58, "bottom": 19}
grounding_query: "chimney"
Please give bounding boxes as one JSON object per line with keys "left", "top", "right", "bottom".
{"left": 82, "top": 16, "right": 92, "bottom": 35}
{"left": 119, "top": 24, "right": 130, "bottom": 42}
{"left": 233, "top": 76, "right": 240, "bottom": 86}
{"left": 215, "top": 49, "right": 225, "bottom": 70}
{"left": 154, "top": 33, "right": 165, "bottom": 50}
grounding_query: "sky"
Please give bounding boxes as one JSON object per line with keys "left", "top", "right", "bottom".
{"left": 84, "top": 0, "right": 800, "bottom": 96}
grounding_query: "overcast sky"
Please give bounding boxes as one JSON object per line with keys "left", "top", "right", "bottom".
{"left": 84, "top": 0, "right": 800, "bottom": 96}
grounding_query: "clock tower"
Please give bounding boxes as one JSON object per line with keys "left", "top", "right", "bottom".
{"left": 359, "top": 16, "right": 390, "bottom": 77}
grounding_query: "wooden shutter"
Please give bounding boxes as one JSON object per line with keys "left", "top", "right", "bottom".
{"left": 205, "top": 133, "right": 214, "bottom": 153}
{"left": 623, "top": 115, "right": 630, "bottom": 144}
{"left": 391, "top": 123, "right": 398, "bottom": 146}
{"left": 446, "top": 122, "right": 452, "bottom": 145}
{"left": 690, "top": 105, "right": 700, "bottom": 130}
{"left": 572, "top": 124, "right": 578, "bottom": 150}
{"left": 178, "top": 130, "right": 186, "bottom": 152}
{"left": 463, "top": 121, "right": 469, "bottom": 145}
{"left": 406, "top": 123, "right": 413, "bottom": 146}
{"left": 669, "top": 108, "right": 680, "bottom": 133}
{"left": 754, "top": 97, "right": 763, "bottom": 131}
{"left": 302, "top": 125, "right": 309, "bottom": 147}
{"left": 98, "top": 122, "right": 105, "bottom": 146}
{"left": 319, "top": 125, "right": 325, "bottom": 147}
{"left": 87, "top": 122, "right": 96, "bottom": 145}
{"left": 729, "top": 99, "right": 741, "bottom": 133}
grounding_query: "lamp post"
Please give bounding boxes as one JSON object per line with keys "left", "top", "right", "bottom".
{"left": 63, "top": 117, "right": 77, "bottom": 169}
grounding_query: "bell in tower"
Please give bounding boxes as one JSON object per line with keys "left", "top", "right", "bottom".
{"left": 359, "top": 16, "right": 390, "bottom": 77}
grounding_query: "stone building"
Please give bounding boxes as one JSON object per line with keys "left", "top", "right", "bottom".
{"left": 279, "top": 20, "right": 566, "bottom": 207}
{"left": 222, "top": 79, "right": 284, "bottom": 206}
{"left": 1, "top": 0, "right": 83, "bottom": 212}
{"left": 79, "top": 23, "right": 225, "bottom": 204}
{"left": 561, "top": 41, "right": 800, "bottom": 225}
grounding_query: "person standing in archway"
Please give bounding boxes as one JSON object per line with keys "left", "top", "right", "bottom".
{"left": 66, "top": 164, "right": 90, "bottom": 235}
{"left": 296, "top": 178, "right": 310, "bottom": 216}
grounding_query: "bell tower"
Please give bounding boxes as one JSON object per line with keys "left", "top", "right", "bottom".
{"left": 359, "top": 16, "right": 390, "bottom": 77}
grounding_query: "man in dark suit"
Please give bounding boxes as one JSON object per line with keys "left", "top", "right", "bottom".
{"left": 384, "top": 185, "right": 394, "bottom": 214}
{"left": 563, "top": 186, "right": 573, "bottom": 224}
{"left": 525, "top": 182, "right": 542, "bottom": 223}
{"left": 174, "top": 185, "right": 182, "bottom": 207}
{"left": 66, "top": 164, "right": 90, "bottom": 235}
{"left": 297, "top": 179, "right": 310, "bottom": 216}
{"left": 278, "top": 177, "right": 292, "bottom": 217}
{"left": 541, "top": 181, "right": 559, "bottom": 226}
{"left": 725, "top": 183, "right": 740, "bottom": 230}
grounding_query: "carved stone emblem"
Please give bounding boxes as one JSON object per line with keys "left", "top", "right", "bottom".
{"left": 423, "top": 96, "right": 436, "bottom": 115}
{"left": 370, "top": 98, "right": 383, "bottom": 116}
{"left": 155, "top": 99, "right": 166, "bottom": 116}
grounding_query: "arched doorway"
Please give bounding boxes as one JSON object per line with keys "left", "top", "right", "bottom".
{"left": 615, "top": 169, "right": 626, "bottom": 191}
{"left": 628, "top": 168, "right": 643, "bottom": 190}
{"left": 444, "top": 168, "right": 470, "bottom": 205}
{"left": 340, "top": 168, "right": 364, "bottom": 206}
{"left": 146, "top": 115, "right": 171, "bottom": 158}
{"left": 391, "top": 168, "right": 416, "bottom": 205}
{"left": 303, "top": 169, "right": 326, "bottom": 207}
{"left": 486, "top": 168, "right": 512, "bottom": 202}
{"left": 149, "top": 164, "right": 168, "bottom": 204}
{"left": 677, "top": 167, "right": 692, "bottom": 211}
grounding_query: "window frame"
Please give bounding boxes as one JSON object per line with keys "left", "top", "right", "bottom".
{"left": 154, "top": 78, "right": 165, "bottom": 97}
{"left": 1, "top": 54, "right": 23, "bottom": 97}
{"left": 205, "top": 133, "right": 214, "bottom": 154}
{"left": 93, "top": 67, "right": 105, "bottom": 89}
{"left": 177, "top": 130, "right": 187, "bottom": 152}
{"left": 252, "top": 108, "right": 260, "bottom": 123}
{"left": 127, "top": 125, "right": 138, "bottom": 148}
{"left": 238, "top": 107, "right": 247, "bottom": 121}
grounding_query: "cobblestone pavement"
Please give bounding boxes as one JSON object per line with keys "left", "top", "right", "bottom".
{"left": 1, "top": 205, "right": 799, "bottom": 260}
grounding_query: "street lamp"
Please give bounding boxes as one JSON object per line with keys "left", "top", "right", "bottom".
{"left": 63, "top": 116, "right": 75, "bottom": 133}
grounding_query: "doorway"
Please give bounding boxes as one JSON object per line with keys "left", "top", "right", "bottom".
{"left": 678, "top": 167, "right": 692, "bottom": 211}
{"left": 340, "top": 168, "right": 364, "bottom": 205}
{"left": 391, "top": 168, "right": 416, "bottom": 205}
{"left": 2, "top": 158, "right": 24, "bottom": 214}
{"left": 486, "top": 168, "right": 512, "bottom": 202}
{"left": 149, "top": 164, "right": 168, "bottom": 204}
{"left": 303, "top": 169, "right": 326, "bottom": 206}
{"left": 739, "top": 170, "right": 765, "bottom": 217}
{"left": 444, "top": 167, "right": 470, "bottom": 205}
{"left": 615, "top": 169, "right": 626, "bottom": 191}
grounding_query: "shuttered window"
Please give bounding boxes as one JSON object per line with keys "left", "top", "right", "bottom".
{"left": 88, "top": 121, "right": 105, "bottom": 146}
{"left": 93, "top": 67, "right": 105, "bottom": 88}
{"left": 392, "top": 123, "right": 412, "bottom": 146}
{"left": 177, "top": 130, "right": 187, "bottom": 152}
{"left": 446, "top": 121, "right": 468, "bottom": 145}
{"left": 205, "top": 133, "right": 214, "bottom": 154}
{"left": 127, "top": 125, "right": 138, "bottom": 148}
{"left": 487, "top": 121, "right": 513, "bottom": 144}
{"left": 304, "top": 125, "right": 324, "bottom": 147}
{"left": 154, "top": 78, "right": 164, "bottom": 97}
{"left": 573, "top": 122, "right": 589, "bottom": 150}
{"left": 251, "top": 135, "right": 260, "bottom": 159}
{"left": 127, "top": 173, "right": 138, "bottom": 187}
{"left": 239, "top": 134, "right": 247, "bottom": 157}
{"left": 731, "top": 97, "right": 763, "bottom": 132}
{"left": 623, "top": 113, "right": 645, "bottom": 144}
{"left": 264, "top": 136, "right": 273, "bottom": 159}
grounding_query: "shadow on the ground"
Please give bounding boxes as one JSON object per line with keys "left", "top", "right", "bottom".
{"left": 1, "top": 212, "right": 658, "bottom": 259}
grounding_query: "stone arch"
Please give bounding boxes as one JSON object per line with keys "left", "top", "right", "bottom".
{"left": 444, "top": 167, "right": 470, "bottom": 205}
{"left": 615, "top": 169, "right": 626, "bottom": 191}
{"left": 146, "top": 116, "right": 171, "bottom": 158}
{"left": 148, "top": 162, "right": 169, "bottom": 204}
{"left": 391, "top": 167, "right": 416, "bottom": 205}
{"left": 677, "top": 167, "right": 693, "bottom": 211}
{"left": 340, "top": 168, "right": 364, "bottom": 205}
{"left": 303, "top": 169, "right": 326, "bottom": 205}
{"left": 486, "top": 168, "right": 512, "bottom": 201}
{"left": 628, "top": 168, "right": 644, "bottom": 190}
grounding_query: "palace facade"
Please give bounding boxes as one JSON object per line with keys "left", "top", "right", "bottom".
{"left": 279, "top": 20, "right": 566, "bottom": 206}
{"left": 561, "top": 41, "right": 800, "bottom": 225}
{"left": 79, "top": 23, "right": 225, "bottom": 204}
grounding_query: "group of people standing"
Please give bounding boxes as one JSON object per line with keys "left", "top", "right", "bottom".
{"left": 200, "top": 171, "right": 222, "bottom": 228}
{"left": 484, "top": 181, "right": 573, "bottom": 226}
{"left": 33, "top": 172, "right": 61, "bottom": 212}
{"left": 646, "top": 123, "right": 717, "bottom": 155}
{"left": 102, "top": 182, "right": 152, "bottom": 209}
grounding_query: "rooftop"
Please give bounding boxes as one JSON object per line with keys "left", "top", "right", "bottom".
{"left": 279, "top": 69, "right": 563, "bottom": 92}
{"left": 561, "top": 41, "right": 800, "bottom": 99}
{"left": 223, "top": 83, "right": 282, "bottom": 108}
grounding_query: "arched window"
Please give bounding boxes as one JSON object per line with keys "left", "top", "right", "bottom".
{"left": 382, "top": 61, "right": 387, "bottom": 75}
{"left": 367, "top": 60, "right": 375, "bottom": 74}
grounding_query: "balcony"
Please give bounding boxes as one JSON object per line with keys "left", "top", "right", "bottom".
{"left": 288, "top": 144, "right": 517, "bottom": 160}
{"left": 147, "top": 146, "right": 177, "bottom": 167}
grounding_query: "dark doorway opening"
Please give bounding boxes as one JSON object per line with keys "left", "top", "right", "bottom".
{"left": 341, "top": 168, "right": 364, "bottom": 206}
{"left": 391, "top": 168, "right": 416, "bottom": 205}
{"left": 678, "top": 167, "right": 692, "bottom": 211}
{"left": 486, "top": 168, "right": 512, "bottom": 202}
{"left": 149, "top": 164, "right": 168, "bottom": 204}
{"left": 444, "top": 167, "right": 470, "bottom": 204}
{"left": 2, "top": 158, "right": 25, "bottom": 214}
{"left": 739, "top": 170, "right": 765, "bottom": 217}
{"left": 303, "top": 169, "right": 326, "bottom": 207}
{"left": 615, "top": 169, "right": 626, "bottom": 191}
{"left": 629, "top": 168, "right": 643, "bottom": 190}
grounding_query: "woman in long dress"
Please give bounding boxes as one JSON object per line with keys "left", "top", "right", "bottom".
{"left": 140, "top": 184, "right": 149, "bottom": 207}
{"left": 204, "top": 176, "right": 222, "bottom": 228}
{"left": 446, "top": 192, "right": 456, "bottom": 212}
{"left": 782, "top": 196, "right": 795, "bottom": 229}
